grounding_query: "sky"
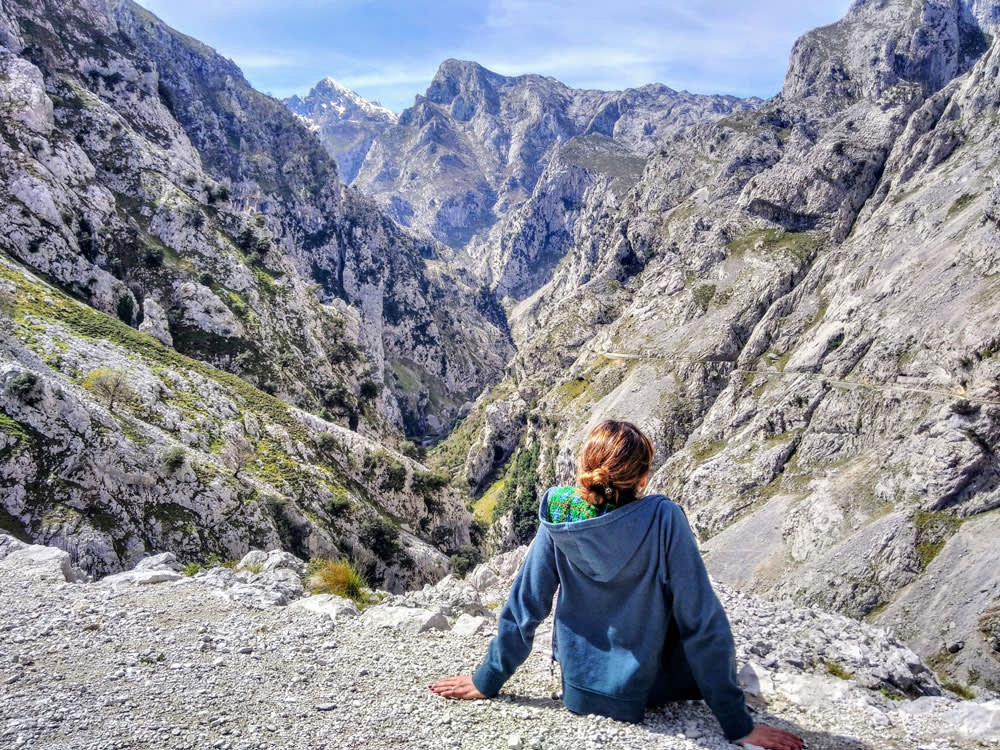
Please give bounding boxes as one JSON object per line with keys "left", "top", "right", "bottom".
{"left": 138, "top": 0, "right": 853, "bottom": 112}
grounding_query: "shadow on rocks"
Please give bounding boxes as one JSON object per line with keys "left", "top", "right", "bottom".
{"left": 499, "top": 694, "right": 874, "bottom": 749}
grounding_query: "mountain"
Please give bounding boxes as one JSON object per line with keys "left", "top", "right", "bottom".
{"left": 295, "top": 61, "right": 758, "bottom": 303}
{"left": 419, "top": 0, "right": 1000, "bottom": 691}
{"left": 285, "top": 77, "right": 396, "bottom": 183}
{"left": 0, "top": 0, "right": 512, "bottom": 584}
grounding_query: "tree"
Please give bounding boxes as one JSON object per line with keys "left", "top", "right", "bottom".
{"left": 161, "top": 446, "right": 187, "bottom": 473}
{"left": 82, "top": 368, "right": 136, "bottom": 413}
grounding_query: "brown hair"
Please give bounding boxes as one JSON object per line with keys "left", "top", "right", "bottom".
{"left": 577, "top": 420, "right": 654, "bottom": 506}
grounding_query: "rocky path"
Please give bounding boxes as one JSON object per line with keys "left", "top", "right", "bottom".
{"left": 1, "top": 537, "right": 998, "bottom": 750}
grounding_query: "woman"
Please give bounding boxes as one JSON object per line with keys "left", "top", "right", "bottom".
{"left": 431, "top": 420, "right": 803, "bottom": 750}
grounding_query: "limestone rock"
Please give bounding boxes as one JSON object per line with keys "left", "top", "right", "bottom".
{"left": 288, "top": 593, "right": 361, "bottom": 619}
{"left": 362, "top": 605, "right": 450, "bottom": 634}
{"left": 0, "top": 542, "right": 75, "bottom": 582}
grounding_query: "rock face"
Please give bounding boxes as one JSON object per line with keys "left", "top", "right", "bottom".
{"left": 296, "top": 61, "right": 756, "bottom": 304}
{"left": 0, "top": 0, "right": 515, "bottom": 583}
{"left": 285, "top": 77, "right": 397, "bottom": 184}
{"left": 423, "top": 0, "right": 1000, "bottom": 691}
{"left": 1, "top": 539, "right": 997, "bottom": 749}
{"left": 0, "top": 0, "right": 511, "bottom": 441}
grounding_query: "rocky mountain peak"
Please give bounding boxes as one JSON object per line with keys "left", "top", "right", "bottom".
{"left": 286, "top": 76, "right": 397, "bottom": 124}
{"left": 782, "top": 0, "right": 994, "bottom": 108}
{"left": 424, "top": 58, "right": 509, "bottom": 118}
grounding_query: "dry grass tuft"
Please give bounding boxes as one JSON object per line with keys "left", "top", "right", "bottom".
{"left": 307, "top": 559, "right": 367, "bottom": 605}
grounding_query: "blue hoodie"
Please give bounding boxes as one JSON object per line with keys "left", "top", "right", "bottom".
{"left": 472, "top": 488, "right": 755, "bottom": 742}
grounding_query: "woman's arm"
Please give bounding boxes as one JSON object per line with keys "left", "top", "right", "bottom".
{"left": 432, "top": 522, "right": 560, "bottom": 700}
{"left": 662, "top": 503, "right": 755, "bottom": 742}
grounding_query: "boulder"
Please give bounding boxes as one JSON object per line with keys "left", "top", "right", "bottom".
{"left": 289, "top": 594, "right": 360, "bottom": 619}
{"left": 362, "top": 605, "right": 450, "bottom": 635}
{"left": 236, "top": 550, "right": 268, "bottom": 571}
{"left": 134, "top": 552, "right": 181, "bottom": 572}
{"left": 101, "top": 569, "right": 184, "bottom": 586}
{"left": 452, "top": 613, "right": 490, "bottom": 637}
{"left": 0, "top": 543, "right": 75, "bottom": 582}
{"left": 261, "top": 550, "right": 307, "bottom": 575}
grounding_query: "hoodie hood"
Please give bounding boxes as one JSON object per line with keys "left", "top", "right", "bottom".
{"left": 539, "top": 492, "right": 663, "bottom": 583}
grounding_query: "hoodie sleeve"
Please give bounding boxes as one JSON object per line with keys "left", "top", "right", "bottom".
{"left": 664, "top": 504, "right": 755, "bottom": 742}
{"left": 472, "top": 522, "right": 559, "bottom": 697}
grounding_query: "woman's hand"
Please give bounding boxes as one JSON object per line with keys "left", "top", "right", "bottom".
{"left": 429, "top": 675, "right": 486, "bottom": 700}
{"left": 737, "top": 724, "right": 805, "bottom": 750}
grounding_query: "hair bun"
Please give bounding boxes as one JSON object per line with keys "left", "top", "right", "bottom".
{"left": 580, "top": 465, "right": 611, "bottom": 490}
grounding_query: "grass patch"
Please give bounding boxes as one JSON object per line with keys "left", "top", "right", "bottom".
{"left": 307, "top": 558, "right": 368, "bottom": 606}
{"left": 825, "top": 661, "right": 854, "bottom": 680}
{"left": 474, "top": 475, "right": 507, "bottom": 524}
{"left": 1, "top": 254, "right": 307, "bottom": 442}
{"left": 942, "top": 680, "right": 975, "bottom": 700}
{"left": 725, "top": 229, "right": 824, "bottom": 264}
{"left": 914, "top": 510, "right": 963, "bottom": 571}
{"left": 691, "top": 438, "right": 727, "bottom": 462}
{"left": 555, "top": 377, "right": 590, "bottom": 406}
{"left": 692, "top": 284, "right": 716, "bottom": 310}
{"left": 947, "top": 192, "right": 979, "bottom": 219}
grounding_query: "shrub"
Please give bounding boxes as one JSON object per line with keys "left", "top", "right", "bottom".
{"left": 360, "top": 517, "right": 400, "bottom": 562}
{"left": 8, "top": 371, "right": 41, "bottom": 404}
{"left": 943, "top": 681, "right": 975, "bottom": 700}
{"left": 222, "top": 436, "right": 255, "bottom": 479}
{"left": 315, "top": 432, "right": 340, "bottom": 453}
{"left": 144, "top": 246, "right": 164, "bottom": 267}
{"left": 116, "top": 295, "right": 134, "bottom": 324}
{"left": 182, "top": 563, "right": 201, "bottom": 576}
{"left": 413, "top": 470, "right": 449, "bottom": 496}
{"left": 399, "top": 440, "right": 419, "bottom": 459}
{"left": 324, "top": 494, "right": 351, "bottom": 517}
{"left": 161, "top": 446, "right": 186, "bottom": 473}
{"left": 359, "top": 379, "right": 381, "bottom": 400}
{"left": 82, "top": 368, "right": 136, "bottom": 413}
{"left": 307, "top": 559, "right": 367, "bottom": 605}
{"left": 449, "top": 544, "right": 481, "bottom": 578}
{"left": 381, "top": 462, "right": 408, "bottom": 493}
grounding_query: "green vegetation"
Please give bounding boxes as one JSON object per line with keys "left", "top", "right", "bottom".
{"left": 942, "top": 680, "right": 975, "bottom": 700}
{"left": 7, "top": 371, "right": 41, "bottom": 404}
{"left": 427, "top": 381, "right": 514, "bottom": 481}
{"left": 555, "top": 377, "right": 591, "bottom": 406}
{"left": 82, "top": 368, "right": 136, "bottom": 413}
{"left": 0, "top": 255, "right": 309, "bottom": 443}
{"left": 474, "top": 475, "right": 507, "bottom": 525}
{"left": 495, "top": 441, "right": 541, "bottom": 545}
{"left": 360, "top": 516, "right": 401, "bottom": 562}
{"left": 412, "top": 470, "right": 449, "bottom": 496}
{"left": 307, "top": 558, "right": 368, "bottom": 606}
{"left": 914, "top": 510, "right": 963, "bottom": 571}
{"left": 825, "top": 661, "right": 854, "bottom": 680}
{"left": 691, "top": 438, "right": 727, "bottom": 462}
{"left": 161, "top": 446, "right": 186, "bottom": 473}
{"left": 182, "top": 563, "right": 201, "bottom": 576}
{"left": 449, "top": 544, "right": 481, "bottom": 578}
{"left": 725, "top": 229, "right": 824, "bottom": 264}
{"left": 692, "top": 284, "right": 716, "bottom": 310}
{"left": 947, "top": 192, "right": 979, "bottom": 219}
{"left": 324, "top": 491, "right": 351, "bottom": 517}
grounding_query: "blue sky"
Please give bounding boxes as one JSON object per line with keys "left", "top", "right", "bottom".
{"left": 139, "top": 0, "right": 853, "bottom": 112}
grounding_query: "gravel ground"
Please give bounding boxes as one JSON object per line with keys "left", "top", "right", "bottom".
{"left": 1, "top": 555, "right": 997, "bottom": 750}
